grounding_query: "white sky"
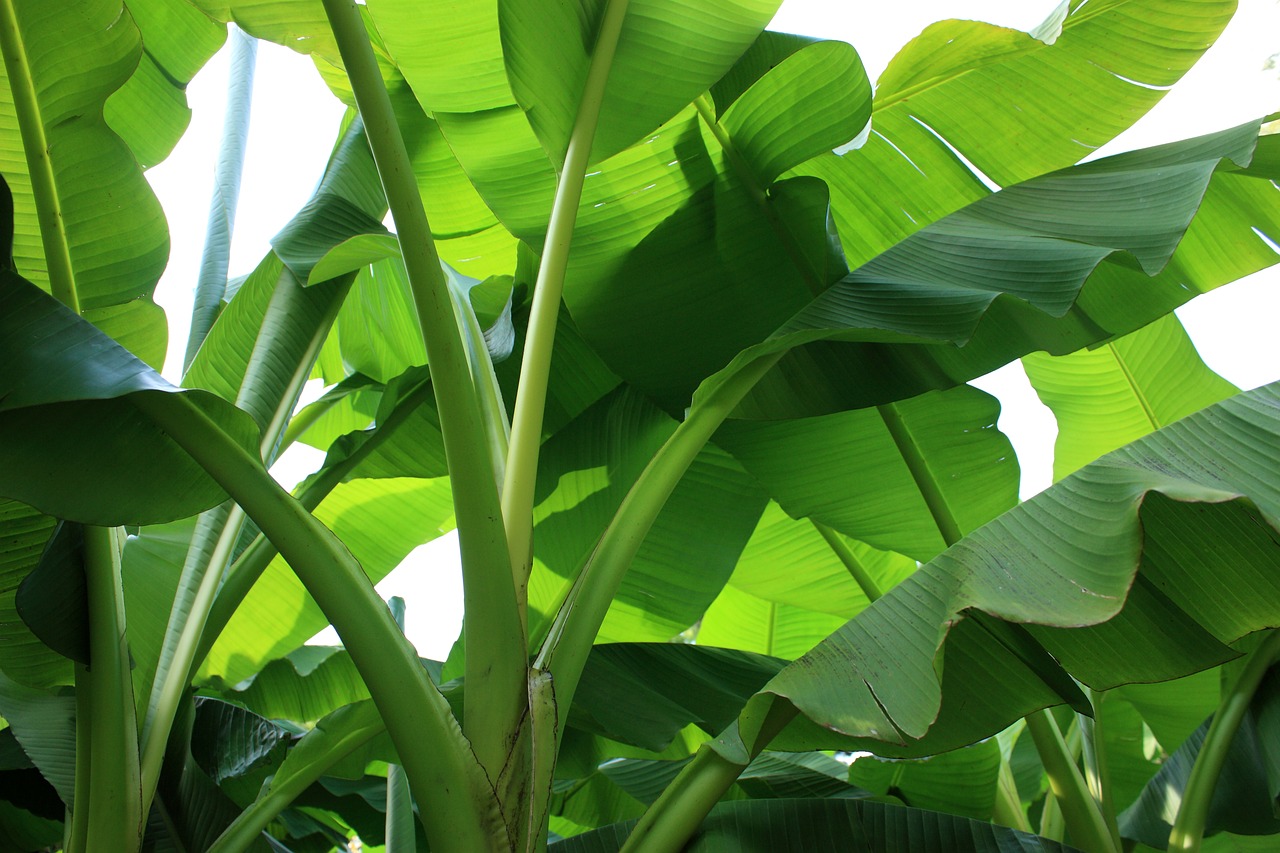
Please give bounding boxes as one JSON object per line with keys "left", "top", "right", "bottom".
{"left": 146, "top": 1, "right": 1280, "bottom": 658}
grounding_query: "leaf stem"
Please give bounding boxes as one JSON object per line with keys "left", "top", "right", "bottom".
{"left": 1025, "top": 708, "right": 1118, "bottom": 853}
{"left": 129, "top": 390, "right": 505, "bottom": 852}
{"left": 319, "top": 0, "right": 524, "bottom": 786}
{"left": 502, "top": 0, "right": 632, "bottom": 626}
{"left": 538, "top": 353, "right": 782, "bottom": 733}
{"left": 0, "top": 0, "right": 78, "bottom": 310}
{"left": 620, "top": 698, "right": 797, "bottom": 853}
{"left": 811, "top": 519, "right": 882, "bottom": 602}
{"left": 183, "top": 25, "right": 257, "bottom": 372}
{"left": 1169, "top": 629, "right": 1280, "bottom": 852}
{"left": 80, "top": 525, "right": 143, "bottom": 852}
{"left": 194, "top": 375, "right": 434, "bottom": 672}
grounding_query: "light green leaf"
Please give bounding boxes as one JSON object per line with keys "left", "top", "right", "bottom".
{"left": 501, "top": 0, "right": 780, "bottom": 166}
{"left": 1024, "top": 314, "right": 1237, "bottom": 480}
{"left": 715, "top": 383, "right": 1019, "bottom": 561}
{"left": 0, "top": 0, "right": 171, "bottom": 363}
{"left": 849, "top": 739, "right": 1002, "bottom": 821}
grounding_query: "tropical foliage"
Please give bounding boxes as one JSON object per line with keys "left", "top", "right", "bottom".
{"left": 0, "top": 0, "right": 1277, "bottom": 851}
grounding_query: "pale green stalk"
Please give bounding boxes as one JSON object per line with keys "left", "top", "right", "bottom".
{"left": 79, "top": 526, "right": 144, "bottom": 852}
{"left": 319, "top": 0, "right": 524, "bottom": 787}
{"left": 1025, "top": 709, "right": 1118, "bottom": 853}
{"left": 620, "top": 699, "right": 798, "bottom": 853}
{"left": 183, "top": 26, "right": 257, "bottom": 371}
{"left": 129, "top": 391, "right": 505, "bottom": 852}
{"left": 993, "top": 757, "right": 1032, "bottom": 833}
{"left": 139, "top": 276, "right": 348, "bottom": 819}
{"left": 194, "top": 377, "right": 435, "bottom": 670}
{"left": 1169, "top": 630, "right": 1280, "bottom": 852}
{"left": 1079, "top": 688, "right": 1123, "bottom": 849}
{"left": 502, "top": 0, "right": 632, "bottom": 620}
{"left": 537, "top": 353, "right": 782, "bottom": 721}
{"left": 209, "top": 709, "right": 385, "bottom": 853}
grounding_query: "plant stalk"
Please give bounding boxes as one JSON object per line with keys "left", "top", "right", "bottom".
{"left": 502, "top": 0, "right": 632, "bottom": 625}
{"left": 538, "top": 353, "right": 782, "bottom": 732}
{"left": 129, "top": 390, "right": 505, "bottom": 852}
{"left": 320, "top": 0, "right": 524, "bottom": 789}
{"left": 1169, "top": 629, "right": 1280, "bottom": 852}
{"left": 194, "top": 375, "right": 434, "bottom": 673}
{"left": 1025, "top": 708, "right": 1118, "bottom": 853}
{"left": 620, "top": 699, "right": 798, "bottom": 853}
{"left": 80, "top": 525, "right": 144, "bottom": 852}
{"left": 183, "top": 25, "right": 257, "bottom": 372}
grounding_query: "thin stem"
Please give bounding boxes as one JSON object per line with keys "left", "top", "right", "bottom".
{"left": 183, "top": 26, "right": 257, "bottom": 372}
{"left": 138, "top": 503, "right": 245, "bottom": 816}
{"left": 1025, "top": 709, "right": 1118, "bottom": 853}
{"left": 129, "top": 391, "right": 505, "bottom": 852}
{"left": 1169, "top": 630, "right": 1280, "bottom": 852}
{"left": 320, "top": 0, "right": 524, "bottom": 786}
{"left": 811, "top": 520, "right": 882, "bottom": 602}
{"left": 537, "top": 353, "right": 782, "bottom": 723}
{"left": 877, "top": 401, "right": 965, "bottom": 547}
{"left": 65, "top": 665, "right": 93, "bottom": 853}
{"left": 0, "top": 0, "right": 77, "bottom": 310}
{"left": 81, "top": 526, "right": 144, "bottom": 851}
{"left": 502, "top": 0, "right": 633, "bottom": 627}
{"left": 1079, "top": 687, "right": 1122, "bottom": 850}
{"left": 194, "top": 376, "right": 434, "bottom": 672}
{"left": 992, "top": 756, "right": 1031, "bottom": 832}
{"left": 620, "top": 700, "right": 798, "bottom": 853}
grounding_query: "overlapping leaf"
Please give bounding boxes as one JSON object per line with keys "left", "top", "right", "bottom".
{"left": 0, "top": 0, "right": 171, "bottom": 365}
{"left": 737, "top": 382, "right": 1280, "bottom": 760}
{"left": 1024, "top": 314, "right": 1237, "bottom": 480}
{"left": 705, "top": 124, "right": 1280, "bottom": 420}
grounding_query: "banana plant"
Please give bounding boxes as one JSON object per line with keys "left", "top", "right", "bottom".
{"left": 0, "top": 0, "right": 1278, "bottom": 851}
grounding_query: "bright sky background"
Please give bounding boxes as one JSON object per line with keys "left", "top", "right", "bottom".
{"left": 146, "top": 1, "right": 1280, "bottom": 659}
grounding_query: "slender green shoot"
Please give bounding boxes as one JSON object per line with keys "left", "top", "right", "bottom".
{"left": 81, "top": 526, "right": 144, "bottom": 852}
{"left": 129, "top": 390, "right": 505, "bottom": 852}
{"left": 1079, "top": 687, "right": 1122, "bottom": 849}
{"left": 620, "top": 699, "right": 798, "bottom": 853}
{"left": 1025, "top": 709, "right": 1118, "bottom": 853}
{"left": 538, "top": 353, "right": 782, "bottom": 731}
{"left": 993, "top": 756, "right": 1032, "bottom": 833}
{"left": 319, "top": 0, "right": 524, "bottom": 786}
{"left": 1169, "top": 629, "right": 1280, "bottom": 852}
{"left": 502, "top": 0, "right": 633, "bottom": 622}
{"left": 183, "top": 26, "right": 257, "bottom": 371}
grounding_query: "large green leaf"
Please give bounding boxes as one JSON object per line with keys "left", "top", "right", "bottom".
{"left": 714, "top": 383, "right": 1019, "bottom": 561}
{"left": 872, "top": 1, "right": 1234, "bottom": 190}
{"left": 0, "top": 0, "right": 171, "bottom": 365}
{"left": 704, "top": 124, "right": 1280, "bottom": 420}
{"left": 111, "top": 0, "right": 227, "bottom": 168}
{"left": 1024, "top": 314, "right": 1237, "bottom": 480}
{"left": 501, "top": 0, "right": 781, "bottom": 166}
{"left": 0, "top": 271, "right": 259, "bottom": 524}
{"left": 551, "top": 797, "right": 1080, "bottom": 851}
{"left": 848, "top": 739, "right": 1002, "bottom": 821}
{"left": 748, "top": 382, "right": 1280, "bottom": 758}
